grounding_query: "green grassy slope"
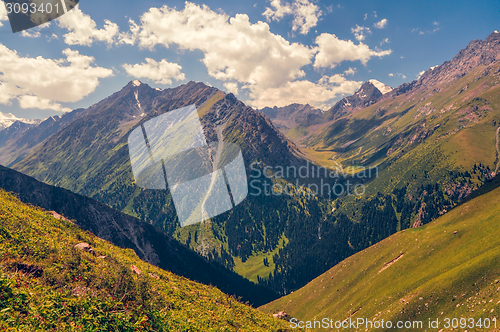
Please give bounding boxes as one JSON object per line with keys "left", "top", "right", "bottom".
{"left": 0, "top": 189, "right": 296, "bottom": 331}
{"left": 261, "top": 179, "right": 500, "bottom": 331}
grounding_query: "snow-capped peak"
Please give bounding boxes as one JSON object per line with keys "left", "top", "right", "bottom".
{"left": 368, "top": 79, "right": 393, "bottom": 94}
{"left": 0, "top": 111, "right": 42, "bottom": 131}
{"left": 132, "top": 80, "right": 142, "bottom": 87}
{"left": 0, "top": 112, "right": 18, "bottom": 121}
{"left": 494, "top": 30, "right": 499, "bottom": 33}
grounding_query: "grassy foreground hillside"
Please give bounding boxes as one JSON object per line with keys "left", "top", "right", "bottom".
{"left": 261, "top": 178, "right": 500, "bottom": 331}
{"left": 0, "top": 189, "right": 294, "bottom": 332}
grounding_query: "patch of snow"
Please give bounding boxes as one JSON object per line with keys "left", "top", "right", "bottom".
{"left": 155, "top": 88, "right": 162, "bottom": 91}
{"left": 134, "top": 91, "right": 141, "bottom": 110}
{"left": 132, "top": 80, "right": 142, "bottom": 87}
{"left": 368, "top": 79, "right": 393, "bottom": 94}
{"left": 430, "top": 65, "right": 438, "bottom": 70}
{"left": 494, "top": 30, "right": 499, "bottom": 33}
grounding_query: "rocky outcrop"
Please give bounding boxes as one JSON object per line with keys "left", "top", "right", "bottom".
{"left": 75, "top": 243, "right": 97, "bottom": 256}
{"left": 272, "top": 311, "right": 289, "bottom": 320}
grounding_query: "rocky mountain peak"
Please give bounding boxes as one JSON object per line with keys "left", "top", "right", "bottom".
{"left": 325, "top": 80, "right": 385, "bottom": 121}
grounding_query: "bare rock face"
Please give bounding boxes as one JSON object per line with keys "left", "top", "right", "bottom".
{"left": 50, "top": 211, "right": 70, "bottom": 222}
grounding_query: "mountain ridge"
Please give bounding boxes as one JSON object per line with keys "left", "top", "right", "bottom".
{"left": 0, "top": 108, "right": 88, "bottom": 166}
{"left": 10, "top": 79, "right": 322, "bottom": 295}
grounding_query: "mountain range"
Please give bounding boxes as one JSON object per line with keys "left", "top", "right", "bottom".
{"left": 257, "top": 31, "right": 500, "bottom": 293}
{"left": 6, "top": 79, "right": 319, "bottom": 293}
{"left": 1, "top": 31, "right": 500, "bottom": 301}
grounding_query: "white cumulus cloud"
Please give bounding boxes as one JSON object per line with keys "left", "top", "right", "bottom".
{"left": 118, "top": 19, "right": 141, "bottom": 45}
{"left": 263, "top": 0, "right": 293, "bottom": 20}
{"left": 135, "top": 2, "right": 314, "bottom": 90}
{"left": 116, "top": 2, "right": 380, "bottom": 108}
{"left": 57, "top": 6, "right": 120, "bottom": 46}
{"left": 351, "top": 25, "right": 371, "bottom": 41}
{"left": 224, "top": 82, "right": 239, "bottom": 95}
{"left": 314, "top": 33, "right": 391, "bottom": 69}
{"left": 374, "top": 18, "right": 388, "bottom": 29}
{"left": 0, "top": 44, "right": 113, "bottom": 111}
{"left": 247, "top": 74, "right": 362, "bottom": 109}
{"left": 18, "top": 95, "right": 69, "bottom": 112}
{"left": 123, "top": 58, "right": 185, "bottom": 85}
{"left": 0, "top": 4, "right": 7, "bottom": 27}
{"left": 344, "top": 67, "right": 356, "bottom": 75}
{"left": 263, "top": 0, "right": 322, "bottom": 34}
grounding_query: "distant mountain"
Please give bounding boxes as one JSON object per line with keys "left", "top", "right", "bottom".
{"left": 325, "top": 80, "right": 392, "bottom": 121}
{"left": 14, "top": 80, "right": 301, "bottom": 201}
{"left": 0, "top": 165, "right": 279, "bottom": 306}
{"left": 0, "top": 108, "right": 88, "bottom": 166}
{"left": 305, "top": 31, "right": 500, "bottom": 178}
{"left": 0, "top": 111, "right": 42, "bottom": 130}
{"left": 0, "top": 121, "right": 37, "bottom": 149}
{"left": 368, "top": 79, "right": 393, "bottom": 94}
{"left": 257, "top": 82, "right": 393, "bottom": 143}
{"left": 259, "top": 103, "right": 323, "bottom": 133}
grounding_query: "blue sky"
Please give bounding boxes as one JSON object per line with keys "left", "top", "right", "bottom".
{"left": 0, "top": 0, "right": 498, "bottom": 119}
